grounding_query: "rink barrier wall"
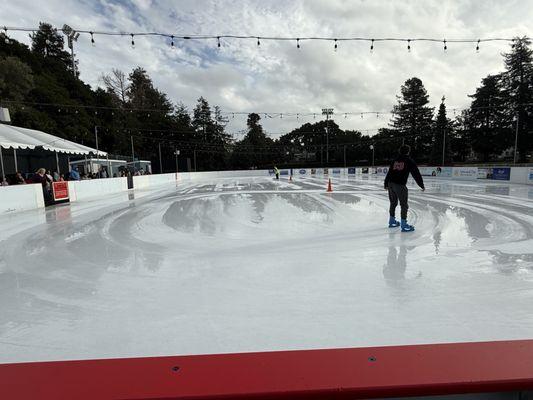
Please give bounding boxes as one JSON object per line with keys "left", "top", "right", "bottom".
{"left": 2, "top": 166, "right": 532, "bottom": 215}
{"left": 68, "top": 177, "right": 128, "bottom": 202}
{"left": 1, "top": 339, "right": 533, "bottom": 399}
{"left": 0, "top": 183, "right": 44, "bottom": 214}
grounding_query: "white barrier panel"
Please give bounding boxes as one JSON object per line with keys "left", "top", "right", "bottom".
{"left": 133, "top": 173, "right": 177, "bottom": 190}
{"left": 530, "top": 167, "right": 533, "bottom": 184}
{"left": 0, "top": 184, "right": 45, "bottom": 213}
{"left": 452, "top": 167, "right": 478, "bottom": 180}
{"left": 68, "top": 177, "right": 128, "bottom": 202}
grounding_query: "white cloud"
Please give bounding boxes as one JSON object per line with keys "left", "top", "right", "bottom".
{"left": 1, "top": 0, "right": 531, "bottom": 138}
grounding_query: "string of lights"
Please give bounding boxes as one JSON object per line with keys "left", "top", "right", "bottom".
{"left": 2, "top": 25, "right": 527, "bottom": 52}
{"left": 2, "top": 99, "right": 531, "bottom": 119}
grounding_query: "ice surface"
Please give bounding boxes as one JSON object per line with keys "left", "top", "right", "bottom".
{"left": 1, "top": 175, "right": 533, "bottom": 363}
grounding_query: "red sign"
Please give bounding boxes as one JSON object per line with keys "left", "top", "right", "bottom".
{"left": 52, "top": 181, "right": 69, "bottom": 201}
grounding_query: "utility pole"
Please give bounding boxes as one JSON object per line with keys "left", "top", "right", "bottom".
{"left": 322, "top": 108, "right": 334, "bottom": 164}
{"left": 193, "top": 149, "right": 197, "bottom": 172}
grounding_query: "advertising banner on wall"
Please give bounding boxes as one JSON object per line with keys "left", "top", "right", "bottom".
{"left": 375, "top": 167, "right": 389, "bottom": 176}
{"left": 332, "top": 168, "right": 341, "bottom": 174}
{"left": 348, "top": 167, "right": 356, "bottom": 175}
{"left": 420, "top": 166, "right": 453, "bottom": 177}
{"left": 478, "top": 168, "right": 492, "bottom": 179}
{"left": 280, "top": 169, "right": 289, "bottom": 176}
{"left": 52, "top": 181, "right": 69, "bottom": 201}
{"left": 453, "top": 167, "right": 478, "bottom": 179}
{"left": 491, "top": 167, "right": 511, "bottom": 181}
{"left": 362, "top": 167, "right": 369, "bottom": 174}
{"left": 311, "top": 168, "right": 316, "bottom": 175}
{"left": 529, "top": 168, "right": 533, "bottom": 183}
{"left": 299, "top": 169, "right": 307, "bottom": 175}
{"left": 323, "top": 168, "right": 329, "bottom": 175}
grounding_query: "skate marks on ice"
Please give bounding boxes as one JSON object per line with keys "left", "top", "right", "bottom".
{"left": 0, "top": 176, "right": 533, "bottom": 363}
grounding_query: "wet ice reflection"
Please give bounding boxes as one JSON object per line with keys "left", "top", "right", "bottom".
{"left": 1, "top": 175, "right": 533, "bottom": 363}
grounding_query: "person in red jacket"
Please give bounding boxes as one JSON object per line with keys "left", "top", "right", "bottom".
{"left": 384, "top": 145, "right": 425, "bottom": 232}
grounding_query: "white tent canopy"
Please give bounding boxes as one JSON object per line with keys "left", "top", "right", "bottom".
{"left": 0, "top": 123, "right": 106, "bottom": 156}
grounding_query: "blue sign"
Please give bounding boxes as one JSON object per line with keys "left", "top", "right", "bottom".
{"left": 492, "top": 167, "right": 510, "bottom": 181}
{"left": 268, "top": 169, "right": 274, "bottom": 175}
{"left": 348, "top": 167, "right": 356, "bottom": 175}
{"left": 332, "top": 169, "right": 341, "bottom": 174}
{"left": 280, "top": 170, "right": 289, "bottom": 176}
{"left": 299, "top": 169, "right": 307, "bottom": 175}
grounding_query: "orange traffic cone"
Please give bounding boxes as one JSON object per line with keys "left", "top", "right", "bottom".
{"left": 327, "top": 178, "right": 333, "bottom": 192}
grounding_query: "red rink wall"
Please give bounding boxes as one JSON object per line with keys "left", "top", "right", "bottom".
{"left": 1, "top": 340, "right": 533, "bottom": 400}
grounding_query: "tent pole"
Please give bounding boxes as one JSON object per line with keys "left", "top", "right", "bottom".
{"left": 0, "top": 146, "right": 5, "bottom": 180}
{"left": 13, "top": 148, "right": 18, "bottom": 172}
{"left": 55, "top": 151, "right": 60, "bottom": 175}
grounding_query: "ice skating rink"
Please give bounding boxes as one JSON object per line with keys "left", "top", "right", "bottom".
{"left": 1, "top": 175, "right": 533, "bottom": 364}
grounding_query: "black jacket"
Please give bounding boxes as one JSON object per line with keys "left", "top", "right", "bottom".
{"left": 384, "top": 155, "right": 425, "bottom": 189}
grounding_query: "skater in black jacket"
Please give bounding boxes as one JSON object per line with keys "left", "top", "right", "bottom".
{"left": 384, "top": 145, "right": 425, "bottom": 232}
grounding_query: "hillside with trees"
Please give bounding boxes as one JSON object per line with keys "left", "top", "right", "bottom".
{"left": 1, "top": 23, "right": 532, "bottom": 170}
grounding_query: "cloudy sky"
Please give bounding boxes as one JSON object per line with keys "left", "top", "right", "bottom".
{"left": 1, "top": 0, "right": 531, "bottom": 138}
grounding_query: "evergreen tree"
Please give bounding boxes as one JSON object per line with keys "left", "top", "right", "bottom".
{"left": 463, "top": 75, "right": 511, "bottom": 161}
{"left": 501, "top": 37, "right": 533, "bottom": 161}
{"left": 390, "top": 77, "right": 434, "bottom": 161}
{"left": 0, "top": 57, "right": 34, "bottom": 103}
{"left": 30, "top": 22, "right": 72, "bottom": 68}
{"left": 431, "top": 97, "right": 453, "bottom": 165}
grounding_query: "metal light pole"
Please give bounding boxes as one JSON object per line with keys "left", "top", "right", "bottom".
{"left": 322, "top": 108, "right": 334, "bottom": 164}
{"left": 174, "top": 149, "right": 180, "bottom": 172}
{"left": 441, "top": 128, "right": 446, "bottom": 166}
{"left": 62, "top": 25, "right": 79, "bottom": 76}
{"left": 514, "top": 113, "right": 519, "bottom": 164}
{"left": 158, "top": 142, "right": 163, "bottom": 174}
{"left": 343, "top": 145, "right": 347, "bottom": 168}
{"left": 94, "top": 126, "right": 99, "bottom": 161}
{"left": 370, "top": 144, "right": 375, "bottom": 168}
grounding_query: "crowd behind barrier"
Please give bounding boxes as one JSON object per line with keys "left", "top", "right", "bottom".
{"left": 1, "top": 166, "right": 533, "bottom": 214}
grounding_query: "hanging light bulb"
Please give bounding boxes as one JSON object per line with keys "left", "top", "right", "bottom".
{"left": 131, "top": 33, "right": 135, "bottom": 47}
{"left": 297, "top": 38, "right": 300, "bottom": 49}
{"left": 361, "top": 113, "right": 364, "bottom": 119}
{"left": 407, "top": 39, "right": 411, "bottom": 52}
{"left": 370, "top": 38, "right": 374, "bottom": 53}
{"left": 280, "top": 113, "right": 283, "bottom": 119}
{"left": 257, "top": 37, "right": 260, "bottom": 46}
{"left": 217, "top": 36, "right": 221, "bottom": 48}
{"left": 3, "top": 27, "right": 9, "bottom": 44}
{"left": 476, "top": 39, "right": 480, "bottom": 52}
{"left": 334, "top": 39, "right": 338, "bottom": 51}
{"left": 313, "top": 113, "right": 316, "bottom": 119}
{"left": 443, "top": 39, "right": 447, "bottom": 51}
{"left": 90, "top": 31, "right": 95, "bottom": 46}
{"left": 344, "top": 113, "right": 347, "bottom": 118}
{"left": 170, "top": 35, "right": 174, "bottom": 48}
{"left": 376, "top": 112, "right": 379, "bottom": 118}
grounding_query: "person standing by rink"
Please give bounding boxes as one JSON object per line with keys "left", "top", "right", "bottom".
{"left": 384, "top": 145, "right": 425, "bottom": 232}
{"left": 274, "top": 166, "right": 280, "bottom": 180}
